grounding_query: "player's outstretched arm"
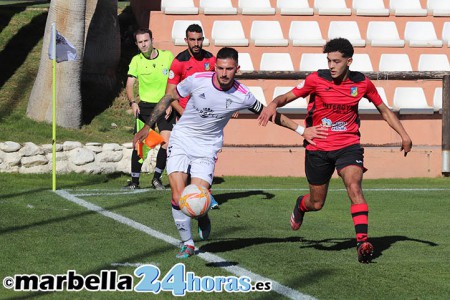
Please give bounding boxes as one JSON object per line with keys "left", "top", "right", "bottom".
{"left": 272, "top": 112, "right": 328, "bottom": 146}
{"left": 258, "top": 91, "right": 296, "bottom": 126}
{"left": 133, "top": 93, "right": 177, "bottom": 145}
{"left": 377, "top": 103, "right": 413, "bottom": 156}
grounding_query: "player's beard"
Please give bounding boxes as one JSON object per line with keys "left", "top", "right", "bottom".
{"left": 218, "top": 76, "right": 233, "bottom": 90}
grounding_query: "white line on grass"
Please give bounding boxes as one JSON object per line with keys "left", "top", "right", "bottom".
{"left": 55, "top": 190, "right": 315, "bottom": 300}
{"left": 70, "top": 187, "right": 450, "bottom": 197}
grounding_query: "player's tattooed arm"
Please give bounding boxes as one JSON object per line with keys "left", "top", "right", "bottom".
{"left": 145, "top": 94, "right": 176, "bottom": 128}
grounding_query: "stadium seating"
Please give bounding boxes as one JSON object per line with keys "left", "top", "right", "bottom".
{"left": 211, "top": 21, "right": 248, "bottom": 47}
{"left": 366, "top": 21, "right": 405, "bottom": 47}
{"left": 199, "top": 0, "right": 237, "bottom": 15}
{"left": 299, "top": 53, "right": 328, "bottom": 71}
{"left": 272, "top": 86, "right": 308, "bottom": 114}
{"left": 148, "top": 0, "right": 445, "bottom": 178}
{"left": 171, "top": 20, "right": 209, "bottom": 46}
{"left": 250, "top": 21, "right": 288, "bottom": 46}
{"left": 433, "top": 87, "right": 443, "bottom": 114}
{"left": 260, "top": 53, "right": 294, "bottom": 71}
{"left": 358, "top": 87, "right": 390, "bottom": 114}
{"left": 404, "top": 22, "right": 443, "bottom": 48}
{"left": 276, "top": 0, "right": 313, "bottom": 16}
{"left": 442, "top": 22, "right": 450, "bottom": 46}
{"left": 238, "top": 52, "right": 255, "bottom": 72}
{"left": 352, "top": 0, "right": 390, "bottom": 16}
{"left": 238, "top": 0, "right": 275, "bottom": 15}
{"left": 289, "top": 21, "right": 326, "bottom": 47}
{"left": 393, "top": 87, "right": 434, "bottom": 114}
{"left": 161, "top": 0, "right": 198, "bottom": 14}
{"left": 327, "top": 21, "right": 366, "bottom": 47}
{"left": 350, "top": 54, "right": 374, "bottom": 72}
{"left": 427, "top": 0, "right": 450, "bottom": 16}
{"left": 379, "top": 54, "right": 413, "bottom": 71}
{"left": 314, "top": 0, "right": 351, "bottom": 15}
{"left": 418, "top": 54, "right": 450, "bottom": 71}
{"left": 240, "top": 86, "right": 267, "bottom": 113}
{"left": 389, "top": 0, "right": 428, "bottom": 16}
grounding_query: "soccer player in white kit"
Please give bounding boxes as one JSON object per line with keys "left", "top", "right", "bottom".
{"left": 134, "top": 47, "right": 327, "bottom": 259}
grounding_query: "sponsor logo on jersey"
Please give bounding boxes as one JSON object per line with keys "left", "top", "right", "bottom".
{"left": 226, "top": 98, "right": 233, "bottom": 108}
{"left": 350, "top": 87, "right": 358, "bottom": 97}
{"left": 321, "top": 118, "right": 332, "bottom": 127}
{"left": 204, "top": 62, "right": 211, "bottom": 71}
{"left": 331, "top": 121, "right": 347, "bottom": 131}
{"left": 199, "top": 93, "right": 206, "bottom": 99}
{"left": 162, "top": 68, "right": 169, "bottom": 76}
{"left": 168, "top": 70, "right": 174, "bottom": 79}
{"left": 296, "top": 81, "right": 305, "bottom": 89}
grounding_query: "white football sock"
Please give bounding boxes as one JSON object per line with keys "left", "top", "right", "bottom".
{"left": 172, "top": 207, "right": 194, "bottom": 246}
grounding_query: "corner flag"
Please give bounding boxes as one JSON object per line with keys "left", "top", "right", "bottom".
{"left": 48, "top": 28, "right": 77, "bottom": 63}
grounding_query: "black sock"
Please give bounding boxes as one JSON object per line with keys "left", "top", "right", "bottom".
{"left": 131, "top": 149, "right": 142, "bottom": 184}
{"left": 153, "top": 147, "right": 167, "bottom": 179}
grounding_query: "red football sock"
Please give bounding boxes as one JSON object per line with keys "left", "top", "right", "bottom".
{"left": 299, "top": 194, "right": 310, "bottom": 212}
{"left": 351, "top": 203, "right": 369, "bottom": 243}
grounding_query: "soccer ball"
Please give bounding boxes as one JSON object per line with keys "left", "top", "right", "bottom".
{"left": 179, "top": 184, "right": 211, "bottom": 218}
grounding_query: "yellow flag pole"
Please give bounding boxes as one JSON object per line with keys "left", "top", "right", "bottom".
{"left": 51, "top": 22, "right": 57, "bottom": 191}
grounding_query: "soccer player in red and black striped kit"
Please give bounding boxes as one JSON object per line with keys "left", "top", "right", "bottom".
{"left": 165, "top": 24, "right": 219, "bottom": 209}
{"left": 258, "top": 38, "right": 413, "bottom": 263}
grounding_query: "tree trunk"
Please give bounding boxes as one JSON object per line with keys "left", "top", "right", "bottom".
{"left": 27, "top": 0, "right": 121, "bottom": 128}
{"left": 27, "top": 0, "right": 86, "bottom": 129}
{"left": 81, "top": 0, "right": 121, "bottom": 124}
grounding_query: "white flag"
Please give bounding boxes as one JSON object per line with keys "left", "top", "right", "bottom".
{"left": 48, "top": 29, "right": 77, "bottom": 63}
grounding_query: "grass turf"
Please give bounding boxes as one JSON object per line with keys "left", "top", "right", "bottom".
{"left": 1, "top": 173, "right": 449, "bottom": 299}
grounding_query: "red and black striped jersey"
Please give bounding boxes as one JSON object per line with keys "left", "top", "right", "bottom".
{"left": 291, "top": 70, "right": 383, "bottom": 151}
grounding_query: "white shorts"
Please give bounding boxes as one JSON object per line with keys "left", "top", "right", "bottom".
{"left": 167, "top": 152, "right": 216, "bottom": 185}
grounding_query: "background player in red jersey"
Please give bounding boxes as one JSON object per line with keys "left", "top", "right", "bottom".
{"left": 258, "top": 38, "right": 413, "bottom": 263}
{"left": 166, "top": 24, "right": 220, "bottom": 209}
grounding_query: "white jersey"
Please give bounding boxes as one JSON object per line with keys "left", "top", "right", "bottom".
{"left": 170, "top": 71, "right": 260, "bottom": 158}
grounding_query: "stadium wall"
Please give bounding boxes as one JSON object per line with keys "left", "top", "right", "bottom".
{"left": 147, "top": 0, "right": 447, "bottom": 178}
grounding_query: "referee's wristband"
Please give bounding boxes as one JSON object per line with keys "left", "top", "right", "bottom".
{"left": 295, "top": 125, "right": 305, "bottom": 136}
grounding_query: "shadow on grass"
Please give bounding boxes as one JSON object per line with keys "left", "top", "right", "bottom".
{"left": 0, "top": 9, "right": 47, "bottom": 92}
{"left": 298, "top": 235, "right": 438, "bottom": 261}
{"left": 0, "top": 173, "right": 124, "bottom": 201}
{"left": 0, "top": 4, "right": 27, "bottom": 35}
{"left": 213, "top": 190, "right": 275, "bottom": 206}
{"left": 199, "top": 237, "right": 302, "bottom": 254}
{"left": 200, "top": 235, "right": 437, "bottom": 263}
{"left": 0, "top": 189, "right": 157, "bottom": 235}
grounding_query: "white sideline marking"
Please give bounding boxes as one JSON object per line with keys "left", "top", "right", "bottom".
{"left": 55, "top": 190, "right": 315, "bottom": 300}
{"left": 70, "top": 187, "right": 450, "bottom": 197}
{"left": 111, "top": 262, "right": 158, "bottom": 267}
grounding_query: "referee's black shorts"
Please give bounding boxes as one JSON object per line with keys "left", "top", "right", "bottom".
{"left": 305, "top": 144, "right": 367, "bottom": 185}
{"left": 134, "top": 102, "right": 176, "bottom": 133}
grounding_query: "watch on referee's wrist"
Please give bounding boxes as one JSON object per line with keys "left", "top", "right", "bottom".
{"left": 129, "top": 101, "right": 136, "bottom": 107}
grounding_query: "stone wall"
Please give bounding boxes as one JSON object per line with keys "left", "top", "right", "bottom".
{"left": 0, "top": 141, "right": 158, "bottom": 174}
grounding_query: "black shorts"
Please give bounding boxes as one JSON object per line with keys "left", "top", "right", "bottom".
{"left": 305, "top": 144, "right": 367, "bottom": 185}
{"left": 134, "top": 102, "right": 176, "bottom": 133}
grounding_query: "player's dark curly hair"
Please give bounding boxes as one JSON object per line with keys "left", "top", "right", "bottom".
{"left": 217, "top": 47, "right": 239, "bottom": 64}
{"left": 323, "top": 38, "right": 354, "bottom": 58}
{"left": 186, "top": 24, "right": 203, "bottom": 37}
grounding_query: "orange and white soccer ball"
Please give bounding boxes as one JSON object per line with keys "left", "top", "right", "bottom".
{"left": 179, "top": 184, "right": 211, "bottom": 218}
